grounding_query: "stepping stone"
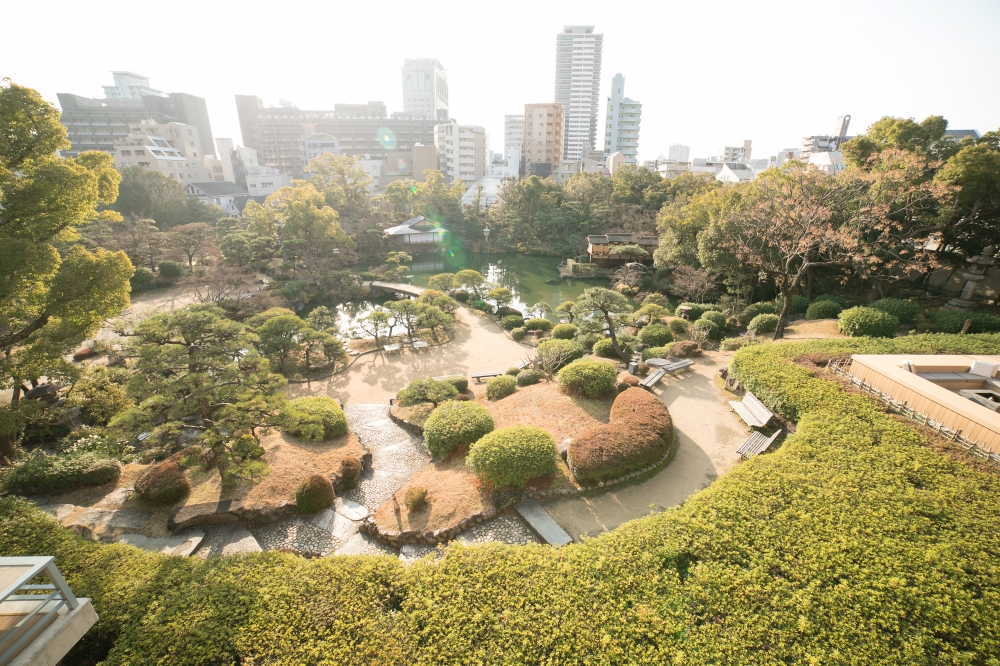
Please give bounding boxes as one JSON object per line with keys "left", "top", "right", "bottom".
{"left": 116, "top": 531, "right": 204, "bottom": 557}
{"left": 514, "top": 499, "right": 572, "bottom": 546}
{"left": 310, "top": 508, "right": 336, "bottom": 532}
{"left": 335, "top": 497, "right": 368, "bottom": 521}
{"left": 75, "top": 508, "right": 152, "bottom": 531}
{"left": 96, "top": 487, "right": 133, "bottom": 508}
{"left": 221, "top": 526, "right": 262, "bottom": 556}
{"left": 46, "top": 504, "right": 77, "bottom": 520}
{"left": 334, "top": 533, "right": 368, "bottom": 555}
{"left": 332, "top": 513, "right": 359, "bottom": 542}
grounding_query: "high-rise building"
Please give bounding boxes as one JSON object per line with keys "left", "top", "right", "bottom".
{"left": 522, "top": 103, "right": 564, "bottom": 176}
{"left": 57, "top": 73, "right": 215, "bottom": 158}
{"left": 504, "top": 114, "right": 524, "bottom": 162}
{"left": 402, "top": 59, "right": 449, "bottom": 120}
{"left": 235, "top": 96, "right": 440, "bottom": 176}
{"left": 801, "top": 115, "right": 852, "bottom": 160}
{"left": 434, "top": 122, "right": 488, "bottom": 186}
{"left": 667, "top": 144, "right": 690, "bottom": 162}
{"left": 602, "top": 73, "right": 641, "bottom": 164}
{"left": 554, "top": 25, "right": 603, "bottom": 161}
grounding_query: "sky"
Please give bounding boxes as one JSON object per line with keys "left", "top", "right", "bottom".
{"left": 3, "top": 0, "right": 999, "bottom": 164}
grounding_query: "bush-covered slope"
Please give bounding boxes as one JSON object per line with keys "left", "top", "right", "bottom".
{"left": 2, "top": 333, "right": 1000, "bottom": 664}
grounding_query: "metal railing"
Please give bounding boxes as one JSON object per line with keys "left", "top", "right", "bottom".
{"left": 827, "top": 358, "right": 1000, "bottom": 465}
{"left": 0, "top": 556, "right": 79, "bottom": 664}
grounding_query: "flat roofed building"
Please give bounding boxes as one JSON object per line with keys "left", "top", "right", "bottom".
{"left": 603, "top": 73, "right": 641, "bottom": 164}
{"left": 555, "top": 25, "right": 603, "bottom": 161}
{"left": 402, "top": 58, "right": 448, "bottom": 119}
{"left": 435, "top": 122, "right": 488, "bottom": 186}
{"left": 113, "top": 121, "right": 212, "bottom": 183}
{"left": 523, "top": 103, "right": 564, "bottom": 174}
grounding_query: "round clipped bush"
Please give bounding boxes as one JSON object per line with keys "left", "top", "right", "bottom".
{"left": 282, "top": 397, "right": 348, "bottom": 441}
{"left": 637, "top": 323, "right": 673, "bottom": 347}
{"left": 642, "top": 293, "right": 671, "bottom": 308}
{"left": 720, "top": 336, "right": 760, "bottom": 351}
{"left": 568, "top": 388, "right": 673, "bottom": 485}
{"left": 739, "top": 301, "right": 777, "bottom": 325}
{"left": 157, "top": 261, "right": 182, "bottom": 278}
{"left": 557, "top": 359, "right": 618, "bottom": 397}
{"left": 930, "top": 310, "right": 1000, "bottom": 333}
{"left": 295, "top": 474, "right": 335, "bottom": 514}
{"left": 670, "top": 341, "right": 702, "bottom": 358}
{"left": 501, "top": 315, "right": 525, "bottom": 330}
{"left": 591, "top": 338, "right": 617, "bottom": 358}
{"left": 870, "top": 298, "right": 920, "bottom": 324}
{"left": 576, "top": 333, "right": 601, "bottom": 351}
{"left": 806, "top": 300, "right": 843, "bottom": 320}
{"left": 131, "top": 266, "right": 154, "bottom": 285}
{"left": 452, "top": 290, "right": 470, "bottom": 302}
{"left": 437, "top": 375, "right": 469, "bottom": 393}
{"left": 486, "top": 375, "right": 517, "bottom": 400}
{"left": 640, "top": 345, "right": 670, "bottom": 361}
{"left": 339, "top": 457, "right": 362, "bottom": 490}
{"left": 748, "top": 313, "right": 779, "bottom": 334}
{"left": 551, "top": 323, "right": 578, "bottom": 340}
{"left": 669, "top": 319, "right": 689, "bottom": 334}
{"left": 511, "top": 327, "right": 526, "bottom": 340}
{"left": 423, "top": 401, "right": 495, "bottom": 457}
{"left": 537, "top": 338, "right": 585, "bottom": 366}
{"left": 403, "top": 486, "right": 428, "bottom": 512}
{"left": 617, "top": 373, "right": 640, "bottom": 392}
{"left": 524, "top": 318, "right": 553, "bottom": 331}
{"left": 505, "top": 367, "right": 522, "bottom": 376}
{"left": 516, "top": 369, "right": 542, "bottom": 386}
{"left": 397, "top": 378, "right": 458, "bottom": 407}
{"left": 700, "top": 310, "right": 727, "bottom": 329}
{"left": 135, "top": 460, "right": 189, "bottom": 505}
{"left": 675, "top": 302, "right": 719, "bottom": 320}
{"left": 692, "top": 318, "right": 721, "bottom": 339}
{"left": 813, "top": 293, "right": 847, "bottom": 307}
{"left": 838, "top": 306, "right": 899, "bottom": 338}
{"left": 466, "top": 425, "right": 557, "bottom": 488}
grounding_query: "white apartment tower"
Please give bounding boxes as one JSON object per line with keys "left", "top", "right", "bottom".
{"left": 402, "top": 59, "right": 449, "bottom": 120}
{"left": 554, "top": 25, "right": 603, "bottom": 161}
{"left": 603, "top": 73, "right": 641, "bottom": 164}
{"left": 667, "top": 144, "right": 690, "bottom": 162}
{"left": 434, "top": 122, "right": 488, "bottom": 187}
{"left": 504, "top": 114, "right": 524, "bottom": 162}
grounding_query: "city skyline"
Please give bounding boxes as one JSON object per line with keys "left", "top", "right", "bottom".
{"left": 2, "top": 0, "right": 999, "bottom": 165}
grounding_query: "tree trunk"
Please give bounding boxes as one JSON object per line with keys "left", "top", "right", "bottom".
{"left": 0, "top": 434, "right": 17, "bottom": 466}
{"left": 806, "top": 267, "right": 814, "bottom": 301}
{"left": 604, "top": 312, "right": 630, "bottom": 362}
{"left": 772, "top": 281, "right": 794, "bottom": 340}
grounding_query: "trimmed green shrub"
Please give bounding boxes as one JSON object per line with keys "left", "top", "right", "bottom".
{"left": 869, "top": 298, "right": 920, "bottom": 324}
{"left": 403, "top": 486, "right": 427, "bottom": 512}
{"left": 437, "top": 375, "right": 469, "bottom": 393}
{"left": 0, "top": 452, "right": 121, "bottom": 496}
{"left": 557, "top": 359, "right": 618, "bottom": 397}
{"left": 131, "top": 266, "right": 154, "bottom": 286}
{"left": 524, "top": 318, "right": 553, "bottom": 331}
{"left": 338, "top": 457, "right": 361, "bottom": 490}
{"left": 637, "top": 323, "right": 673, "bottom": 347}
{"left": 537, "top": 338, "right": 585, "bottom": 367}
{"left": 805, "top": 300, "right": 843, "bottom": 319}
{"left": 813, "top": 293, "right": 847, "bottom": 307}
{"left": 576, "top": 333, "right": 601, "bottom": 351}
{"left": 641, "top": 293, "right": 671, "bottom": 308}
{"left": 516, "top": 369, "right": 542, "bottom": 386}
{"left": 485, "top": 375, "right": 517, "bottom": 400}
{"left": 295, "top": 474, "right": 335, "bottom": 514}
{"left": 669, "top": 319, "right": 689, "bottom": 334}
{"left": 838, "top": 306, "right": 899, "bottom": 338}
{"left": 281, "top": 397, "right": 348, "bottom": 441}
{"left": 617, "top": 373, "right": 640, "bottom": 392}
{"left": 501, "top": 315, "right": 525, "bottom": 330}
{"left": 466, "top": 425, "right": 557, "bottom": 488}
{"left": 396, "top": 378, "right": 458, "bottom": 407}
{"left": 157, "top": 261, "right": 182, "bottom": 278}
{"left": 511, "top": 327, "right": 526, "bottom": 341}
{"left": 739, "top": 301, "right": 776, "bottom": 325}
{"left": 452, "top": 290, "right": 470, "bottom": 302}
{"left": 135, "top": 460, "right": 189, "bottom": 505}
{"left": 640, "top": 345, "right": 670, "bottom": 361}
{"left": 423, "top": 401, "right": 495, "bottom": 457}
{"left": 748, "top": 313, "right": 779, "bottom": 334}
{"left": 551, "top": 323, "right": 578, "bottom": 340}
{"left": 930, "top": 310, "right": 1000, "bottom": 333}
{"left": 505, "top": 367, "right": 521, "bottom": 376}
{"left": 675, "top": 302, "right": 719, "bottom": 320}
{"left": 592, "top": 337, "right": 632, "bottom": 359}
{"left": 692, "top": 319, "right": 721, "bottom": 339}
{"left": 700, "top": 311, "right": 727, "bottom": 329}
{"left": 720, "top": 337, "right": 760, "bottom": 351}
{"left": 787, "top": 295, "right": 810, "bottom": 314}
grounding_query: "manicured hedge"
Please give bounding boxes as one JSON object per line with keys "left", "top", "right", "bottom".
{"left": 295, "top": 474, "right": 334, "bottom": 514}
{"left": 930, "top": 309, "right": 1000, "bottom": 333}
{"left": 640, "top": 345, "right": 670, "bottom": 361}
{"left": 805, "top": 299, "right": 843, "bottom": 319}
{"left": 692, "top": 318, "right": 721, "bottom": 339}
{"left": 568, "top": 388, "right": 673, "bottom": 484}
{"left": 501, "top": 315, "right": 525, "bottom": 330}
{"left": 870, "top": 298, "right": 921, "bottom": 323}
{"left": 281, "top": 396, "right": 348, "bottom": 440}
{"left": 3, "top": 337, "right": 1000, "bottom": 664}
{"left": 524, "top": 318, "right": 553, "bottom": 331}
{"left": 485, "top": 375, "right": 517, "bottom": 400}
{"left": 739, "top": 301, "right": 776, "bottom": 324}
{"left": 748, "top": 313, "right": 779, "bottom": 333}
{"left": 0, "top": 452, "right": 121, "bottom": 496}
{"left": 637, "top": 323, "right": 673, "bottom": 347}
{"left": 397, "top": 378, "right": 458, "bottom": 407}
{"left": 719, "top": 336, "right": 759, "bottom": 351}
{"left": 557, "top": 359, "right": 618, "bottom": 397}
{"left": 437, "top": 375, "right": 470, "bottom": 393}
{"left": 675, "top": 302, "right": 720, "bottom": 320}
{"left": 838, "top": 306, "right": 899, "bottom": 337}
{"left": 591, "top": 338, "right": 620, "bottom": 358}
{"left": 422, "top": 401, "right": 494, "bottom": 457}
{"left": 135, "top": 460, "right": 189, "bottom": 505}
{"left": 465, "top": 425, "right": 556, "bottom": 488}
{"left": 511, "top": 327, "right": 526, "bottom": 341}
{"left": 551, "top": 323, "right": 578, "bottom": 339}
{"left": 699, "top": 310, "right": 727, "bottom": 329}
{"left": 669, "top": 318, "right": 689, "bottom": 334}
{"left": 536, "top": 338, "right": 585, "bottom": 367}
{"left": 516, "top": 369, "right": 542, "bottom": 386}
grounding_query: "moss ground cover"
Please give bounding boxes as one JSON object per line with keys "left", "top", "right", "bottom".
{"left": 2, "top": 333, "right": 1000, "bottom": 664}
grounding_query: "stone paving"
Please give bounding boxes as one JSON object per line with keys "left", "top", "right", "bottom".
{"left": 457, "top": 511, "right": 540, "bottom": 546}
{"left": 254, "top": 517, "right": 341, "bottom": 555}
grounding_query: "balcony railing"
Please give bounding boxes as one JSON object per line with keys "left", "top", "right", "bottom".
{"left": 0, "top": 556, "right": 81, "bottom": 665}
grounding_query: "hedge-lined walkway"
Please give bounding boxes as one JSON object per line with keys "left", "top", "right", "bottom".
{"left": 541, "top": 351, "right": 747, "bottom": 538}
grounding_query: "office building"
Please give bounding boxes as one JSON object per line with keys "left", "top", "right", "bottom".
{"left": 602, "top": 73, "right": 641, "bottom": 163}
{"left": 402, "top": 59, "right": 448, "bottom": 119}
{"left": 57, "top": 73, "right": 215, "bottom": 159}
{"left": 723, "top": 140, "right": 752, "bottom": 162}
{"left": 112, "top": 120, "right": 212, "bottom": 182}
{"left": 235, "top": 96, "right": 439, "bottom": 176}
{"left": 775, "top": 148, "right": 801, "bottom": 167}
{"left": 801, "top": 115, "right": 851, "bottom": 160}
{"left": 245, "top": 172, "right": 291, "bottom": 196}
{"left": 523, "top": 103, "right": 564, "bottom": 176}
{"left": 504, "top": 114, "right": 524, "bottom": 162}
{"left": 554, "top": 25, "right": 603, "bottom": 161}
{"left": 300, "top": 133, "right": 342, "bottom": 167}
{"left": 435, "top": 122, "right": 488, "bottom": 186}
{"left": 667, "top": 144, "right": 690, "bottom": 162}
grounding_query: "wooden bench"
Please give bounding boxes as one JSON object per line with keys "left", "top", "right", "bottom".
{"left": 639, "top": 368, "right": 666, "bottom": 389}
{"left": 412, "top": 341, "right": 429, "bottom": 352}
{"left": 728, "top": 391, "right": 774, "bottom": 428}
{"left": 382, "top": 344, "right": 401, "bottom": 354}
{"left": 471, "top": 371, "right": 503, "bottom": 383}
{"left": 663, "top": 359, "right": 695, "bottom": 374}
{"left": 737, "top": 429, "right": 781, "bottom": 460}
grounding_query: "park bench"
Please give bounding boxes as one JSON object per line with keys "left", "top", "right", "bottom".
{"left": 412, "top": 341, "right": 429, "bottom": 352}
{"left": 639, "top": 368, "right": 666, "bottom": 389}
{"left": 383, "top": 344, "right": 401, "bottom": 354}
{"left": 737, "top": 429, "right": 782, "bottom": 460}
{"left": 728, "top": 391, "right": 774, "bottom": 428}
{"left": 663, "top": 359, "right": 695, "bottom": 375}
{"left": 471, "top": 371, "right": 504, "bottom": 383}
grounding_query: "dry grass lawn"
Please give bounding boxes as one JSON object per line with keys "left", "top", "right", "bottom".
{"left": 390, "top": 402, "right": 435, "bottom": 428}
{"left": 781, "top": 318, "right": 845, "bottom": 339}
{"left": 482, "top": 381, "right": 614, "bottom": 443}
{"left": 373, "top": 455, "right": 493, "bottom": 533}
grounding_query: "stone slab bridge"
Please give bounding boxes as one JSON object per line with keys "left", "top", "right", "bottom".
{"left": 364, "top": 280, "right": 426, "bottom": 298}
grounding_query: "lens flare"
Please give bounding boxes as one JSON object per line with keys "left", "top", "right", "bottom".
{"left": 377, "top": 127, "right": 397, "bottom": 150}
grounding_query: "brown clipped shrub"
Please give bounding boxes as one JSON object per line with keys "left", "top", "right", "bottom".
{"left": 295, "top": 474, "right": 335, "bottom": 514}
{"left": 403, "top": 486, "right": 428, "bottom": 512}
{"left": 568, "top": 387, "right": 673, "bottom": 484}
{"left": 339, "top": 457, "right": 362, "bottom": 490}
{"left": 617, "top": 372, "right": 640, "bottom": 392}
{"left": 670, "top": 340, "right": 703, "bottom": 358}
{"left": 135, "top": 460, "right": 190, "bottom": 505}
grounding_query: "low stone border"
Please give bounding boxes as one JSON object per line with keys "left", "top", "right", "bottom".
{"left": 387, "top": 404, "right": 425, "bottom": 435}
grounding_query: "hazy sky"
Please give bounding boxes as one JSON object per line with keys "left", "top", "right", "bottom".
{"left": 4, "top": 0, "right": 999, "bottom": 163}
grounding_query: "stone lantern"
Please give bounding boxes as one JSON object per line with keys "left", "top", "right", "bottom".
{"left": 943, "top": 246, "right": 997, "bottom": 311}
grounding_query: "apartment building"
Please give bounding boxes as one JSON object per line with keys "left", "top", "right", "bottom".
{"left": 112, "top": 120, "right": 212, "bottom": 182}
{"left": 522, "top": 103, "right": 564, "bottom": 177}
{"left": 723, "top": 140, "right": 753, "bottom": 162}
{"left": 667, "top": 144, "right": 690, "bottom": 162}
{"left": 504, "top": 114, "right": 524, "bottom": 162}
{"left": 402, "top": 59, "right": 448, "bottom": 119}
{"left": 602, "top": 73, "right": 641, "bottom": 163}
{"left": 435, "top": 122, "right": 488, "bottom": 186}
{"left": 554, "top": 25, "right": 603, "bottom": 161}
